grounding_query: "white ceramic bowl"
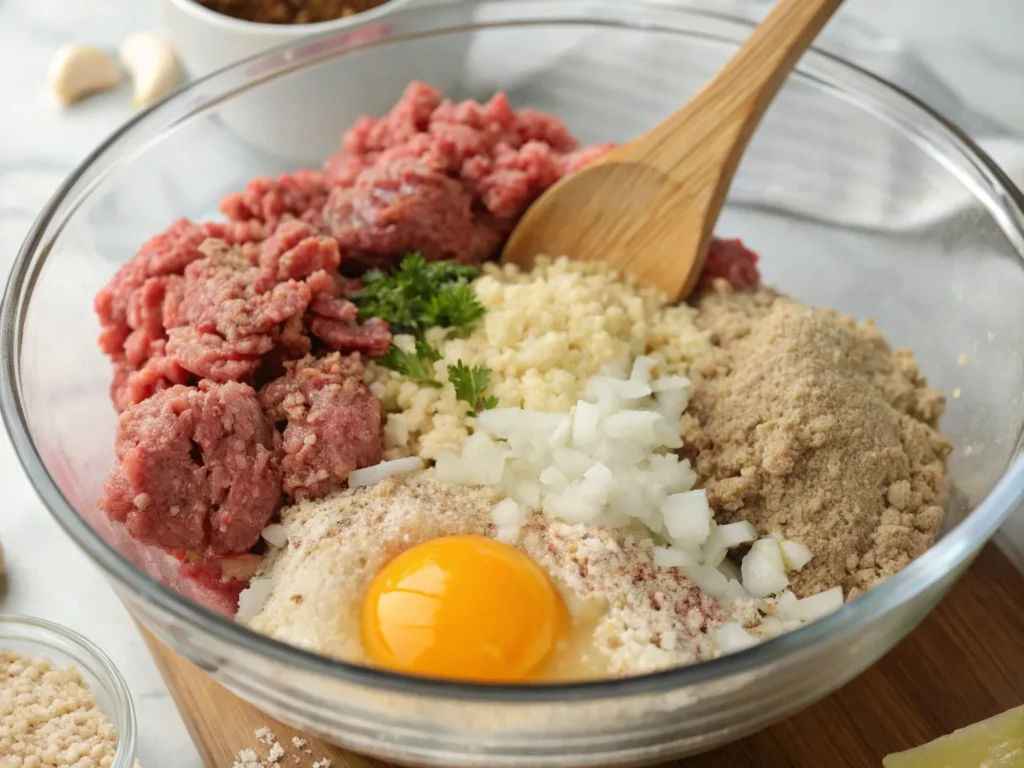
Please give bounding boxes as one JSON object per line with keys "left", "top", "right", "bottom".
{"left": 162, "top": 0, "right": 417, "bottom": 78}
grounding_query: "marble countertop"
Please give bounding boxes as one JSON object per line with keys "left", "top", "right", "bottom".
{"left": 1, "top": 1, "right": 1022, "bottom": 765}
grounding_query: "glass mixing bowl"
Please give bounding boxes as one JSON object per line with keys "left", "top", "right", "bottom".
{"left": 3, "top": 1, "right": 1024, "bottom": 765}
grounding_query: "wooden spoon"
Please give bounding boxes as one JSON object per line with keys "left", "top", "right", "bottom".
{"left": 502, "top": 0, "right": 844, "bottom": 299}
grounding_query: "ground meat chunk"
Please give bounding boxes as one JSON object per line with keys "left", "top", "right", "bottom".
{"left": 95, "top": 218, "right": 264, "bottom": 364}
{"left": 220, "top": 170, "right": 331, "bottom": 234}
{"left": 110, "top": 350, "right": 193, "bottom": 412}
{"left": 100, "top": 381, "right": 283, "bottom": 555}
{"left": 321, "top": 81, "right": 614, "bottom": 271}
{"left": 322, "top": 158, "right": 505, "bottom": 269}
{"left": 699, "top": 238, "right": 761, "bottom": 292}
{"left": 310, "top": 316, "right": 391, "bottom": 357}
{"left": 260, "top": 353, "right": 382, "bottom": 499}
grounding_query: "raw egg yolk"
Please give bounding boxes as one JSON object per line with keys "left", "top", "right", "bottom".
{"left": 361, "top": 535, "right": 566, "bottom": 682}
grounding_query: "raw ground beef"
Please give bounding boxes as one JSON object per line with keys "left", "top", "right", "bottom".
{"left": 94, "top": 80, "right": 761, "bottom": 574}
{"left": 260, "top": 353, "right": 382, "bottom": 499}
{"left": 100, "top": 380, "right": 283, "bottom": 555}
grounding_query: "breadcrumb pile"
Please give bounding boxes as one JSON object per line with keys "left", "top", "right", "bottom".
{"left": 366, "top": 257, "right": 710, "bottom": 459}
{"left": 0, "top": 651, "right": 129, "bottom": 768}
{"left": 240, "top": 475, "right": 757, "bottom": 676}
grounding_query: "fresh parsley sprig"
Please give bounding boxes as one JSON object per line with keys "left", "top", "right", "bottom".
{"left": 448, "top": 361, "right": 499, "bottom": 415}
{"left": 377, "top": 338, "right": 442, "bottom": 387}
{"left": 352, "top": 254, "right": 498, "bottom": 412}
{"left": 353, "top": 253, "right": 483, "bottom": 338}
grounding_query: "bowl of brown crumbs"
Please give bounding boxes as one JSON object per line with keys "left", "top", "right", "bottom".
{"left": 162, "top": 0, "right": 415, "bottom": 79}
{"left": 0, "top": 615, "right": 138, "bottom": 768}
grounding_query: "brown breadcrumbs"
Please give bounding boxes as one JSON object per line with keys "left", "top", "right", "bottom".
{"left": 682, "top": 281, "right": 952, "bottom": 600}
{"left": 193, "top": 0, "right": 388, "bottom": 24}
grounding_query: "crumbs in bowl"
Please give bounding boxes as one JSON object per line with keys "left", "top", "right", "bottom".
{"left": 0, "top": 650, "right": 135, "bottom": 768}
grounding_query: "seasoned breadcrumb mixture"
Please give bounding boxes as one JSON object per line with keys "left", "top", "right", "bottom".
{"left": 682, "top": 282, "right": 952, "bottom": 599}
{"left": 366, "top": 257, "right": 710, "bottom": 459}
{"left": 0, "top": 651, "right": 134, "bottom": 768}
{"left": 242, "top": 475, "right": 756, "bottom": 675}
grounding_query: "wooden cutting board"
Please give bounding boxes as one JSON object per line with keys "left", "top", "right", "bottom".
{"left": 140, "top": 542, "right": 1024, "bottom": 768}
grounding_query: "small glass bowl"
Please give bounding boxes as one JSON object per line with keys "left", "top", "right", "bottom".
{"left": 0, "top": 614, "right": 138, "bottom": 768}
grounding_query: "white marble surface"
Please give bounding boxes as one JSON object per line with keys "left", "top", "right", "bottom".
{"left": 0, "top": 1, "right": 1022, "bottom": 766}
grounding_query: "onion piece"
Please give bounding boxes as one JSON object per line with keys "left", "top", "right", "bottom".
{"left": 260, "top": 524, "right": 287, "bottom": 549}
{"left": 349, "top": 456, "right": 425, "bottom": 488}
{"left": 630, "top": 356, "right": 656, "bottom": 386}
{"left": 651, "top": 375, "right": 692, "bottom": 393}
{"left": 778, "top": 586, "right": 844, "bottom": 623}
{"left": 603, "top": 410, "right": 659, "bottom": 442}
{"left": 492, "top": 498, "right": 525, "bottom": 528}
{"left": 662, "top": 489, "right": 712, "bottom": 548}
{"left": 236, "top": 577, "right": 275, "bottom": 622}
{"left": 780, "top": 539, "right": 814, "bottom": 572}
{"left": 714, "top": 622, "right": 759, "bottom": 654}
{"left": 741, "top": 542, "right": 790, "bottom": 598}
{"left": 718, "top": 521, "right": 759, "bottom": 548}
{"left": 653, "top": 546, "right": 699, "bottom": 569}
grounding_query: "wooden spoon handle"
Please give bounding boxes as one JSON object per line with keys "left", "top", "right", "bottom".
{"left": 633, "top": 0, "right": 844, "bottom": 177}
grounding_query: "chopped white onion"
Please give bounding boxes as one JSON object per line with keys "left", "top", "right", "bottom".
{"left": 630, "top": 356, "right": 656, "bottom": 386}
{"left": 718, "top": 521, "right": 760, "bottom": 548}
{"left": 775, "top": 589, "right": 799, "bottom": 610}
{"left": 662, "top": 489, "right": 712, "bottom": 548}
{"left": 539, "top": 466, "right": 569, "bottom": 489}
{"left": 476, "top": 408, "right": 523, "bottom": 439}
{"left": 553, "top": 447, "right": 593, "bottom": 478}
{"left": 260, "top": 524, "right": 287, "bottom": 549}
{"left": 603, "top": 410, "right": 659, "bottom": 442}
{"left": 778, "top": 587, "right": 844, "bottom": 623}
{"left": 492, "top": 498, "right": 525, "bottom": 528}
{"left": 650, "top": 375, "right": 692, "bottom": 393}
{"left": 572, "top": 400, "right": 601, "bottom": 446}
{"left": 236, "top": 577, "right": 275, "bottom": 622}
{"left": 653, "top": 546, "right": 699, "bottom": 569}
{"left": 780, "top": 539, "right": 814, "bottom": 572}
{"left": 714, "top": 622, "right": 759, "bottom": 654}
{"left": 749, "top": 538, "right": 786, "bottom": 572}
{"left": 348, "top": 456, "right": 425, "bottom": 487}
{"left": 740, "top": 543, "right": 790, "bottom": 598}
{"left": 682, "top": 564, "right": 730, "bottom": 601}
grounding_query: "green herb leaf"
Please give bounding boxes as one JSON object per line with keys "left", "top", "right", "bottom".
{"left": 377, "top": 339, "right": 443, "bottom": 386}
{"left": 425, "top": 282, "right": 486, "bottom": 337}
{"left": 352, "top": 253, "right": 483, "bottom": 338}
{"left": 447, "top": 360, "right": 498, "bottom": 414}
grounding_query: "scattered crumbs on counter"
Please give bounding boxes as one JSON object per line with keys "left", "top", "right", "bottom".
{"left": 957, "top": 354, "right": 968, "bottom": 365}
{"left": 952, "top": 388, "right": 962, "bottom": 399}
{"left": 234, "top": 728, "right": 332, "bottom": 767}
{"left": 987, "top": 331, "right": 995, "bottom": 341}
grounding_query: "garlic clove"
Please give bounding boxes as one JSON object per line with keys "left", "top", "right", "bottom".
{"left": 119, "top": 32, "right": 180, "bottom": 109}
{"left": 48, "top": 45, "right": 121, "bottom": 105}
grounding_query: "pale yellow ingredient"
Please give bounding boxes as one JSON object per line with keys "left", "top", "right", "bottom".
{"left": 883, "top": 704, "right": 1024, "bottom": 768}
{"left": 365, "top": 256, "right": 709, "bottom": 460}
{"left": 0, "top": 651, "right": 125, "bottom": 768}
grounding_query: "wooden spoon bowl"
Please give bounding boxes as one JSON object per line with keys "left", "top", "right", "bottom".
{"left": 502, "top": 0, "right": 844, "bottom": 299}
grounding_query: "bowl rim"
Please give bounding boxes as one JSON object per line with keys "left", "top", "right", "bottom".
{"left": 163, "top": 0, "right": 415, "bottom": 35}
{"left": 0, "top": 614, "right": 138, "bottom": 764}
{"left": 3, "top": 0, "right": 1024, "bottom": 704}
